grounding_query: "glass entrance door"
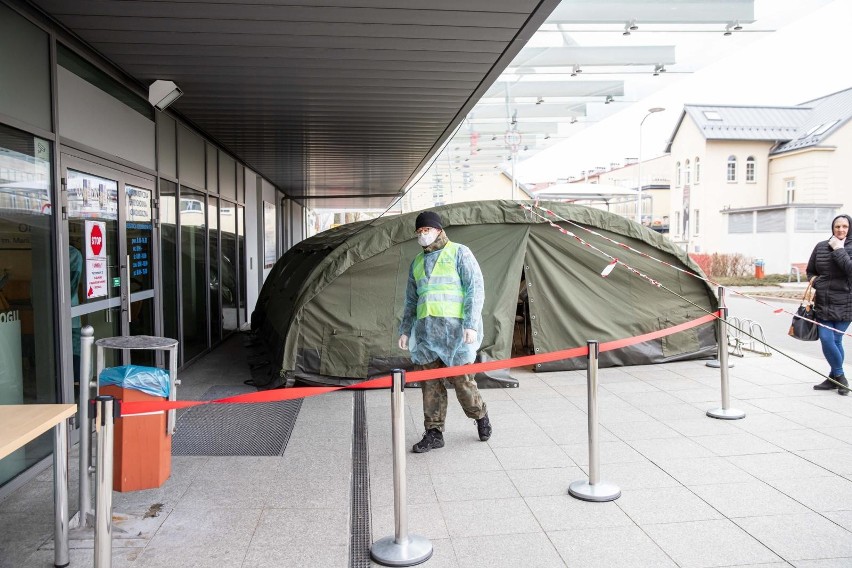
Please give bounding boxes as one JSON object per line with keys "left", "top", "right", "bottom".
{"left": 64, "top": 158, "right": 157, "bottom": 376}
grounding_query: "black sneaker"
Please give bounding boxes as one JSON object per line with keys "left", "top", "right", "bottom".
{"left": 475, "top": 414, "right": 492, "bottom": 442}
{"left": 838, "top": 375, "right": 849, "bottom": 396}
{"left": 412, "top": 429, "right": 444, "bottom": 453}
{"left": 814, "top": 375, "right": 838, "bottom": 390}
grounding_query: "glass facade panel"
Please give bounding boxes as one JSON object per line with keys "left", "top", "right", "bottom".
{"left": 160, "top": 180, "right": 178, "bottom": 354}
{"left": 0, "top": 123, "right": 56, "bottom": 486}
{"left": 180, "top": 187, "right": 208, "bottom": 361}
{"left": 221, "top": 201, "right": 238, "bottom": 336}
{"left": 127, "top": 184, "right": 155, "bottom": 365}
{"left": 208, "top": 196, "right": 221, "bottom": 345}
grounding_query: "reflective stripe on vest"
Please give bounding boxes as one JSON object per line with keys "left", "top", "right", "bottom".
{"left": 413, "top": 241, "right": 464, "bottom": 319}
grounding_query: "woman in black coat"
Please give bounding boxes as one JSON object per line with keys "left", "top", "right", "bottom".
{"left": 806, "top": 214, "right": 852, "bottom": 395}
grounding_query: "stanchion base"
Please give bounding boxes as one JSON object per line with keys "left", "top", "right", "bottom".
{"left": 706, "top": 359, "right": 734, "bottom": 368}
{"left": 568, "top": 480, "right": 621, "bottom": 502}
{"left": 707, "top": 407, "right": 745, "bottom": 420}
{"left": 371, "top": 534, "right": 433, "bottom": 567}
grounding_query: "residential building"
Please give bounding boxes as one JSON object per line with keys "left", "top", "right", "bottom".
{"left": 665, "top": 88, "right": 851, "bottom": 273}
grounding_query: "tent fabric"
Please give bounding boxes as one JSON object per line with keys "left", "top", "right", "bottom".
{"left": 252, "top": 200, "right": 718, "bottom": 388}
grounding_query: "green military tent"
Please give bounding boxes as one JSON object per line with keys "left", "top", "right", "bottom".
{"left": 250, "top": 200, "right": 717, "bottom": 388}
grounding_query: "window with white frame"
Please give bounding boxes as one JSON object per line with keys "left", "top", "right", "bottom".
{"left": 746, "top": 156, "right": 755, "bottom": 182}
{"left": 785, "top": 178, "right": 796, "bottom": 203}
{"left": 676, "top": 161, "right": 681, "bottom": 186}
{"left": 695, "top": 157, "right": 700, "bottom": 184}
{"left": 756, "top": 210, "right": 786, "bottom": 232}
{"left": 795, "top": 208, "right": 835, "bottom": 231}
{"left": 694, "top": 209, "right": 700, "bottom": 235}
{"left": 726, "top": 156, "right": 737, "bottom": 182}
{"left": 685, "top": 159, "right": 691, "bottom": 185}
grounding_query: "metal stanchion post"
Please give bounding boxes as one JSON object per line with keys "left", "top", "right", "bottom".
{"left": 94, "top": 395, "right": 117, "bottom": 568}
{"left": 370, "top": 369, "right": 432, "bottom": 567}
{"left": 706, "top": 287, "right": 734, "bottom": 369}
{"left": 53, "top": 417, "right": 70, "bottom": 568}
{"left": 75, "top": 325, "right": 95, "bottom": 528}
{"left": 569, "top": 341, "right": 621, "bottom": 502}
{"left": 707, "top": 288, "right": 745, "bottom": 420}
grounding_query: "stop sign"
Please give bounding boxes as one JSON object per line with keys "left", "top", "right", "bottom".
{"left": 90, "top": 224, "right": 103, "bottom": 256}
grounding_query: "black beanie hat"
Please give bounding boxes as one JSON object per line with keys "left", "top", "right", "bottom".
{"left": 831, "top": 214, "right": 852, "bottom": 233}
{"left": 415, "top": 211, "right": 443, "bottom": 231}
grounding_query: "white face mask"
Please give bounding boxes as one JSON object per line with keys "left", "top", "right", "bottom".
{"left": 417, "top": 229, "right": 439, "bottom": 247}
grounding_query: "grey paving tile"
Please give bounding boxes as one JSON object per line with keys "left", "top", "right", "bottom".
{"left": 601, "top": 380, "right": 662, "bottom": 394}
{"left": 505, "top": 466, "right": 583, "bottom": 498}
{"left": 548, "top": 524, "right": 678, "bottom": 568}
{"left": 249, "top": 507, "right": 348, "bottom": 547}
{"left": 370, "top": 472, "right": 437, "bottom": 506}
{"left": 451, "top": 532, "right": 566, "bottom": 568}
{"left": 484, "top": 422, "right": 557, "bottom": 448}
{"left": 752, "top": 428, "right": 849, "bottom": 451}
{"left": 767, "top": 476, "right": 852, "bottom": 512}
{"left": 693, "top": 433, "right": 784, "bottom": 456}
{"left": 665, "top": 417, "right": 744, "bottom": 437}
{"left": 732, "top": 413, "right": 806, "bottom": 433}
{"left": 264, "top": 473, "right": 351, "bottom": 509}
{"left": 147, "top": 507, "right": 261, "bottom": 548}
{"left": 671, "top": 387, "right": 733, "bottom": 403}
{"left": 439, "top": 498, "right": 539, "bottom": 538}
{"left": 657, "top": 456, "right": 756, "bottom": 485}
{"left": 524, "top": 494, "right": 633, "bottom": 531}
{"left": 493, "top": 445, "right": 574, "bottom": 470}
{"left": 643, "top": 519, "right": 782, "bottom": 567}
{"left": 601, "top": 420, "right": 681, "bottom": 441}
{"left": 371, "top": 502, "right": 449, "bottom": 540}
{"left": 735, "top": 513, "right": 852, "bottom": 560}
{"left": 134, "top": 543, "right": 249, "bottom": 567}
{"left": 241, "top": 544, "right": 348, "bottom": 568}
{"left": 689, "top": 481, "right": 811, "bottom": 518}
{"left": 727, "top": 453, "right": 835, "bottom": 482}
{"left": 616, "top": 486, "right": 723, "bottom": 525}
{"left": 431, "top": 470, "right": 520, "bottom": 502}
{"left": 586, "top": 460, "right": 680, "bottom": 490}
{"left": 792, "top": 560, "right": 852, "bottom": 568}
{"left": 822, "top": 509, "right": 852, "bottom": 527}
{"left": 422, "top": 445, "right": 503, "bottom": 475}
{"left": 560, "top": 440, "right": 646, "bottom": 466}
{"left": 794, "top": 448, "right": 852, "bottom": 475}
{"left": 629, "top": 436, "right": 716, "bottom": 461}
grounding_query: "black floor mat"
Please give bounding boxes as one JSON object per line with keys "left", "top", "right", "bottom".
{"left": 171, "top": 385, "right": 302, "bottom": 456}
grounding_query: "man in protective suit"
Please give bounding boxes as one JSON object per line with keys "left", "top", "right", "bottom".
{"left": 398, "top": 210, "right": 492, "bottom": 453}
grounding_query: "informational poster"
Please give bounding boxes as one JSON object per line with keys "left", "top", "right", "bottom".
{"left": 85, "top": 220, "right": 108, "bottom": 298}
{"left": 263, "top": 201, "right": 276, "bottom": 269}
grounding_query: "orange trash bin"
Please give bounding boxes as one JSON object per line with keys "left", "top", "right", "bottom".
{"left": 100, "top": 384, "right": 171, "bottom": 492}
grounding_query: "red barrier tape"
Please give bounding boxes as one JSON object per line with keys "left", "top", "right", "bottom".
{"left": 120, "top": 311, "right": 719, "bottom": 415}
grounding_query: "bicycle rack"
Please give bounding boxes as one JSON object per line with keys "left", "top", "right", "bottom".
{"left": 727, "top": 316, "right": 772, "bottom": 357}
{"left": 727, "top": 316, "right": 745, "bottom": 357}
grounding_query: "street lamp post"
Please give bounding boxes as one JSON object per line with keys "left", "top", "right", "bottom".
{"left": 636, "top": 107, "right": 665, "bottom": 225}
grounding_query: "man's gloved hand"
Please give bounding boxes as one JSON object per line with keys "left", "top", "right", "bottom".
{"left": 463, "top": 329, "right": 477, "bottom": 345}
{"left": 829, "top": 236, "right": 845, "bottom": 250}
{"left": 398, "top": 335, "right": 409, "bottom": 350}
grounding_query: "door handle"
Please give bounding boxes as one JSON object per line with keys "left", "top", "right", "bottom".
{"left": 125, "top": 255, "right": 132, "bottom": 323}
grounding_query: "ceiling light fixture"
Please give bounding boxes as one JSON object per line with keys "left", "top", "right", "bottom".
{"left": 148, "top": 80, "right": 183, "bottom": 110}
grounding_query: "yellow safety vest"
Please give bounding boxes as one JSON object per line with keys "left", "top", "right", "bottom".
{"left": 413, "top": 241, "right": 464, "bottom": 319}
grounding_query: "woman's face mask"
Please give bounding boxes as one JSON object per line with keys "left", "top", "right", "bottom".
{"left": 417, "top": 228, "right": 439, "bottom": 247}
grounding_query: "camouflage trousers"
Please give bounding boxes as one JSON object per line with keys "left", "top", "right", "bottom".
{"left": 418, "top": 359, "right": 487, "bottom": 432}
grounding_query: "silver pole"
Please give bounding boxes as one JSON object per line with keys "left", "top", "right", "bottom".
{"left": 707, "top": 288, "right": 745, "bottom": 420}
{"left": 371, "top": 370, "right": 432, "bottom": 567}
{"left": 706, "top": 286, "right": 734, "bottom": 369}
{"left": 53, "top": 418, "right": 70, "bottom": 568}
{"left": 94, "top": 395, "right": 115, "bottom": 568}
{"left": 167, "top": 344, "right": 178, "bottom": 434}
{"left": 569, "top": 341, "right": 620, "bottom": 502}
{"left": 77, "top": 325, "right": 95, "bottom": 527}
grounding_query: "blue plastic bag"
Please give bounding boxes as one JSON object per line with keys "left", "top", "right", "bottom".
{"left": 99, "top": 365, "right": 170, "bottom": 398}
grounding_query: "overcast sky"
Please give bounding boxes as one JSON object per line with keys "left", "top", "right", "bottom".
{"left": 517, "top": 0, "right": 852, "bottom": 182}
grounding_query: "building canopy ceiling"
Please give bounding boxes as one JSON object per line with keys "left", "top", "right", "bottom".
{"left": 30, "top": 0, "right": 561, "bottom": 209}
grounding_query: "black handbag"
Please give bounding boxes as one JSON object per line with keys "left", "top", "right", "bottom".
{"left": 789, "top": 279, "right": 819, "bottom": 341}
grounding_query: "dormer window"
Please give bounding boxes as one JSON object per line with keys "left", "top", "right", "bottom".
{"left": 703, "top": 110, "right": 722, "bottom": 121}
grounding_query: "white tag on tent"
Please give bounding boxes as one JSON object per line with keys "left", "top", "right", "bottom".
{"left": 600, "top": 259, "right": 617, "bottom": 278}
